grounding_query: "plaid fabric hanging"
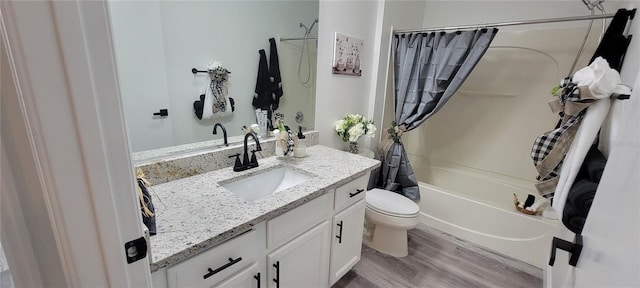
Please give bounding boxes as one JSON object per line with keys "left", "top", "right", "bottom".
{"left": 531, "top": 78, "right": 599, "bottom": 199}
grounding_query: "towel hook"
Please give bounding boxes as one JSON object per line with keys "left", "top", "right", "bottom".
{"left": 192, "top": 68, "right": 208, "bottom": 75}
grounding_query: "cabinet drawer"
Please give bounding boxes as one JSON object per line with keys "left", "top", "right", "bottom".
{"left": 267, "top": 191, "right": 333, "bottom": 250}
{"left": 334, "top": 174, "right": 368, "bottom": 212}
{"left": 166, "top": 225, "right": 263, "bottom": 288}
{"left": 213, "top": 262, "right": 262, "bottom": 288}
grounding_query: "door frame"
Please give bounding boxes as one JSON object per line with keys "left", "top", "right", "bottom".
{"left": 1, "top": 0, "right": 151, "bottom": 286}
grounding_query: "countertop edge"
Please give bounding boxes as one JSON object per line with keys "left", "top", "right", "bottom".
{"left": 149, "top": 163, "right": 380, "bottom": 272}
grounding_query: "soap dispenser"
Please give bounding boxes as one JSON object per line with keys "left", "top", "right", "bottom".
{"left": 273, "top": 129, "right": 284, "bottom": 157}
{"left": 294, "top": 126, "right": 306, "bottom": 158}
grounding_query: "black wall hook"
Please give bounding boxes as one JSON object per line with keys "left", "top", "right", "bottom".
{"left": 192, "top": 68, "right": 207, "bottom": 74}
{"left": 192, "top": 67, "right": 232, "bottom": 75}
{"left": 549, "top": 235, "right": 583, "bottom": 267}
{"left": 628, "top": 8, "right": 636, "bottom": 19}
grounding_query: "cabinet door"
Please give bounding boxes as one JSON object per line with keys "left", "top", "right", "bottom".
{"left": 213, "top": 263, "right": 263, "bottom": 288}
{"left": 267, "top": 221, "right": 330, "bottom": 288}
{"left": 151, "top": 268, "right": 168, "bottom": 288}
{"left": 329, "top": 200, "right": 366, "bottom": 285}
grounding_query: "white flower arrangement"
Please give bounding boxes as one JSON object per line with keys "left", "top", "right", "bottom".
{"left": 335, "top": 114, "right": 376, "bottom": 143}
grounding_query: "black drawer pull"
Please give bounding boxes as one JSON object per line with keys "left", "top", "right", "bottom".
{"left": 549, "top": 235, "right": 582, "bottom": 267}
{"left": 349, "top": 189, "right": 365, "bottom": 198}
{"left": 203, "top": 257, "right": 242, "bottom": 279}
{"left": 272, "top": 261, "right": 280, "bottom": 288}
{"left": 336, "top": 221, "right": 343, "bottom": 244}
{"left": 254, "top": 272, "right": 260, "bottom": 288}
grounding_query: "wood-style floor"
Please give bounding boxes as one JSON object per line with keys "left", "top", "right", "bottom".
{"left": 333, "top": 224, "right": 543, "bottom": 288}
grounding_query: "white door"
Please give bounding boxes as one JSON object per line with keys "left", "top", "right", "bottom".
{"left": 267, "top": 221, "right": 331, "bottom": 288}
{"left": 1, "top": 0, "right": 152, "bottom": 286}
{"left": 546, "top": 66, "right": 640, "bottom": 287}
{"left": 108, "top": 0, "right": 175, "bottom": 152}
{"left": 329, "top": 200, "right": 366, "bottom": 285}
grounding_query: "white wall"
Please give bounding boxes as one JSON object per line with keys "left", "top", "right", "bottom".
{"left": 110, "top": 1, "right": 319, "bottom": 152}
{"left": 371, "top": 0, "right": 427, "bottom": 152}
{"left": 315, "top": 1, "right": 380, "bottom": 149}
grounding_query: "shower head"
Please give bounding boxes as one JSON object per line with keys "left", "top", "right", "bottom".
{"left": 300, "top": 22, "right": 310, "bottom": 35}
{"left": 581, "top": 0, "right": 605, "bottom": 11}
{"left": 309, "top": 18, "right": 318, "bottom": 34}
{"left": 300, "top": 19, "right": 319, "bottom": 36}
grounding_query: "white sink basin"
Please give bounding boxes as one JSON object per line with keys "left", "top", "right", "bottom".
{"left": 222, "top": 167, "right": 311, "bottom": 201}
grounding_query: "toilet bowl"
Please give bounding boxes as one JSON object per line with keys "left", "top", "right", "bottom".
{"left": 363, "top": 188, "right": 420, "bottom": 257}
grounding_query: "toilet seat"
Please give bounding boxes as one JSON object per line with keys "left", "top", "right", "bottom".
{"left": 366, "top": 188, "right": 420, "bottom": 218}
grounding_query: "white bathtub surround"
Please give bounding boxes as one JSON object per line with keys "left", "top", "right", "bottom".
{"left": 147, "top": 145, "right": 379, "bottom": 272}
{"left": 528, "top": 198, "right": 547, "bottom": 212}
{"left": 414, "top": 161, "right": 559, "bottom": 268}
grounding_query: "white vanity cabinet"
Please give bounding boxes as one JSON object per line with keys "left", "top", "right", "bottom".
{"left": 329, "top": 200, "right": 366, "bottom": 284}
{"left": 213, "top": 262, "right": 263, "bottom": 288}
{"left": 165, "top": 223, "right": 266, "bottom": 288}
{"left": 265, "top": 192, "right": 333, "bottom": 288}
{"left": 267, "top": 221, "right": 331, "bottom": 288}
{"left": 152, "top": 172, "right": 373, "bottom": 288}
{"left": 329, "top": 175, "right": 368, "bottom": 286}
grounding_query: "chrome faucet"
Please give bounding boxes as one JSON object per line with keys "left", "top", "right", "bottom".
{"left": 229, "top": 133, "right": 263, "bottom": 172}
{"left": 213, "top": 123, "right": 228, "bottom": 146}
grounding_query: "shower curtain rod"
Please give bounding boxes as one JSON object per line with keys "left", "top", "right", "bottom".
{"left": 279, "top": 36, "right": 318, "bottom": 41}
{"left": 395, "top": 12, "right": 627, "bottom": 34}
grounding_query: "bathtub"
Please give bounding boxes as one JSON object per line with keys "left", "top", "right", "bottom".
{"left": 416, "top": 164, "right": 559, "bottom": 268}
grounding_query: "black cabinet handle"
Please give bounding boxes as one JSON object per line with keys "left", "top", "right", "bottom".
{"left": 349, "top": 189, "right": 365, "bottom": 198}
{"left": 203, "top": 257, "right": 242, "bottom": 279}
{"left": 153, "top": 109, "right": 168, "bottom": 117}
{"left": 549, "top": 235, "right": 582, "bottom": 267}
{"left": 254, "top": 272, "right": 260, "bottom": 288}
{"left": 336, "top": 221, "right": 343, "bottom": 244}
{"left": 272, "top": 261, "right": 280, "bottom": 288}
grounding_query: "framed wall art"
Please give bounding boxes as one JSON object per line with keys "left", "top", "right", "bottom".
{"left": 332, "top": 32, "right": 363, "bottom": 76}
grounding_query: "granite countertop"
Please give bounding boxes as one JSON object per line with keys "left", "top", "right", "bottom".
{"left": 148, "top": 145, "right": 380, "bottom": 272}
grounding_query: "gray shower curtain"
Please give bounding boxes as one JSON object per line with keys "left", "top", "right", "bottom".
{"left": 380, "top": 29, "right": 498, "bottom": 200}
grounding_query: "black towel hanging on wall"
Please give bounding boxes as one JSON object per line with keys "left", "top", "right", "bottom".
{"left": 589, "top": 8, "right": 635, "bottom": 71}
{"left": 252, "top": 49, "right": 271, "bottom": 110}
{"left": 562, "top": 8, "right": 634, "bottom": 234}
{"left": 563, "top": 145, "right": 607, "bottom": 234}
{"left": 268, "top": 38, "right": 284, "bottom": 110}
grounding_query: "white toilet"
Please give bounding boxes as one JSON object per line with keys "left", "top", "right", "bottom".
{"left": 363, "top": 188, "right": 420, "bottom": 257}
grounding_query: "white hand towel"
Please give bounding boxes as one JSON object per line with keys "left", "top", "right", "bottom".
{"left": 202, "top": 80, "right": 214, "bottom": 120}
{"left": 201, "top": 82, "right": 232, "bottom": 120}
{"left": 572, "top": 57, "right": 631, "bottom": 98}
{"left": 552, "top": 99, "right": 610, "bottom": 218}
{"left": 552, "top": 57, "right": 631, "bottom": 217}
{"left": 201, "top": 61, "right": 233, "bottom": 120}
